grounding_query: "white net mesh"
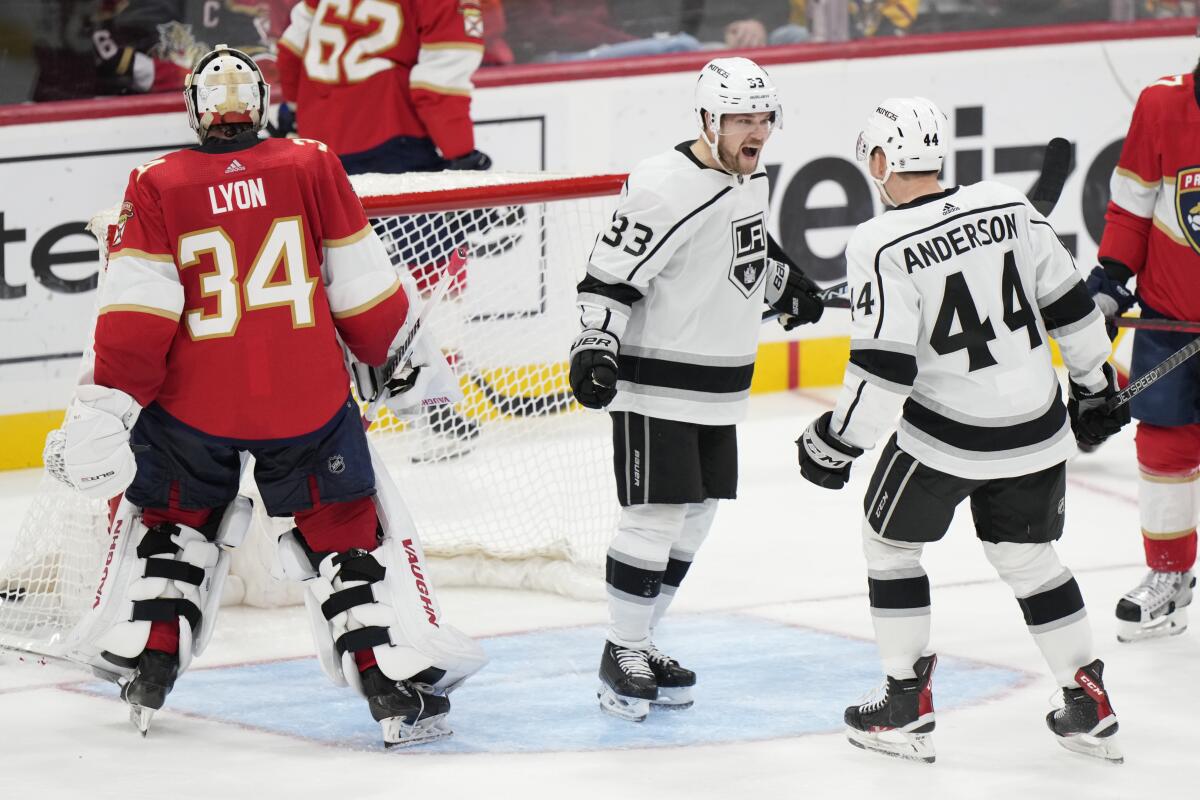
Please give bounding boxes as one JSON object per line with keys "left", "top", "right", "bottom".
{"left": 0, "top": 171, "right": 623, "bottom": 657}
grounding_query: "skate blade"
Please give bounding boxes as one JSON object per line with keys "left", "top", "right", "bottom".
{"left": 1055, "top": 732, "right": 1124, "bottom": 764}
{"left": 128, "top": 705, "right": 155, "bottom": 737}
{"left": 597, "top": 686, "right": 651, "bottom": 722}
{"left": 1117, "top": 606, "right": 1188, "bottom": 643}
{"left": 382, "top": 713, "right": 453, "bottom": 749}
{"left": 650, "top": 686, "right": 694, "bottom": 709}
{"left": 846, "top": 726, "right": 935, "bottom": 763}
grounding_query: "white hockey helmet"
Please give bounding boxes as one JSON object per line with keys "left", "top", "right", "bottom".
{"left": 184, "top": 44, "right": 270, "bottom": 142}
{"left": 856, "top": 97, "right": 948, "bottom": 177}
{"left": 694, "top": 57, "right": 782, "bottom": 165}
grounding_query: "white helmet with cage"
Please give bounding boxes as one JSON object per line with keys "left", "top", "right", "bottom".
{"left": 183, "top": 44, "right": 270, "bottom": 142}
{"left": 856, "top": 96, "right": 948, "bottom": 205}
{"left": 694, "top": 57, "right": 782, "bottom": 167}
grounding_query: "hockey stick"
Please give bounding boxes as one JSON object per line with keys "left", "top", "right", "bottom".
{"left": 764, "top": 136, "right": 1073, "bottom": 321}
{"left": 1109, "top": 316, "right": 1200, "bottom": 334}
{"left": 1106, "top": 333, "right": 1200, "bottom": 411}
{"left": 356, "top": 246, "right": 467, "bottom": 421}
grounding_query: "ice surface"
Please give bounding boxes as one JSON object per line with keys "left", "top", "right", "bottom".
{"left": 1, "top": 391, "right": 1196, "bottom": 799}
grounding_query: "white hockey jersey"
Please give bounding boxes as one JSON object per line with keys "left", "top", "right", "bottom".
{"left": 831, "top": 181, "right": 1112, "bottom": 480}
{"left": 577, "top": 142, "right": 772, "bottom": 425}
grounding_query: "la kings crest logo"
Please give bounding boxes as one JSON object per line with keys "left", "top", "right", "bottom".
{"left": 727, "top": 212, "right": 767, "bottom": 298}
{"left": 1176, "top": 167, "right": 1200, "bottom": 255}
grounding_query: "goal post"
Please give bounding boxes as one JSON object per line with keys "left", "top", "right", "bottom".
{"left": 0, "top": 170, "right": 626, "bottom": 659}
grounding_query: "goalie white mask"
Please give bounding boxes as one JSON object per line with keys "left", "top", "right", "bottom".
{"left": 855, "top": 96, "right": 948, "bottom": 207}
{"left": 694, "top": 57, "right": 781, "bottom": 173}
{"left": 184, "top": 44, "right": 270, "bottom": 143}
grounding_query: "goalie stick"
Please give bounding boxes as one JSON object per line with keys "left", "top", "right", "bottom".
{"left": 764, "top": 137, "right": 1074, "bottom": 319}
{"left": 354, "top": 246, "right": 467, "bottom": 421}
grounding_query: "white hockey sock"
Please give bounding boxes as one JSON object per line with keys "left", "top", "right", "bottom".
{"left": 863, "top": 527, "right": 929, "bottom": 679}
{"left": 606, "top": 503, "right": 687, "bottom": 649}
{"left": 983, "top": 541, "right": 1093, "bottom": 687}
{"left": 649, "top": 500, "right": 718, "bottom": 632}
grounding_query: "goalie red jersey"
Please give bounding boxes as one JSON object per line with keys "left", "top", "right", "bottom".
{"left": 276, "top": 0, "right": 485, "bottom": 159}
{"left": 94, "top": 135, "right": 409, "bottom": 440}
{"left": 1099, "top": 71, "right": 1200, "bottom": 321}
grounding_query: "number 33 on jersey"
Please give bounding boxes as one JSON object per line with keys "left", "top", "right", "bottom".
{"left": 832, "top": 181, "right": 1112, "bottom": 480}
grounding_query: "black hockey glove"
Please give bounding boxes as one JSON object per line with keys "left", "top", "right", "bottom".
{"left": 764, "top": 259, "right": 824, "bottom": 331}
{"left": 797, "top": 411, "right": 863, "bottom": 490}
{"left": 267, "top": 102, "right": 297, "bottom": 138}
{"left": 1085, "top": 263, "right": 1136, "bottom": 340}
{"left": 569, "top": 329, "right": 619, "bottom": 409}
{"left": 444, "top": 149, "right": 493, "bottom": 171}
{"left": 1068, "top": 363, "right": 1130, "bottom": 449}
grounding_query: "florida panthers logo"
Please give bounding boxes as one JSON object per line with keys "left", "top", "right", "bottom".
{"left": 1174, "top": 167, "right": 1200, "bottom": 255}
{"left": 728, "top": 213, "right": 767, "bottom": 298}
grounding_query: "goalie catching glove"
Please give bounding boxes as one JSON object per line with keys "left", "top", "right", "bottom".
{"left": 764, "top": 258, "right": 824, "bottom": 331}
{"left": 569, "top": 329, "right": 619, "bottom": 409}
{"left": 46, "top": 384, "right": 142, "bottom": 499}
{"left": 798, "top": 411, "right": 864, "bottom": 490}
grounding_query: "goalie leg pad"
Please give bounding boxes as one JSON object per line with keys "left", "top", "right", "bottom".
{"left": 300, "top": 542, "right": 485, "bottom": 696}
{"left": 75, "top": 496, "right": 251, "bottom": 676}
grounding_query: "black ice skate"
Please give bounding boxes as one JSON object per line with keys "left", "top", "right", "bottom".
{"left": 647, "top": 644, "right": 696, "bottom": 709}
{"left": 1046, "top": 659, "right": 1123, "bottom": 764}
{"left": 360, "top": 666, "right": 452, "bottom": 748}
{"left": 597, "top": 641, "right": 657, "bottom": 722}
{"left": 119, "top": 650, "right": 178, "bottom": 736}
{"left": 844, "top": 654, "right": 936, "bottom": 763}
{"left": 1115, "top": 569, "right": 1194, "bottom": 643}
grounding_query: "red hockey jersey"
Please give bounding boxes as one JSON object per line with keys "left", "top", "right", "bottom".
{"left": 1099, "top": 71, "right": 1200, "bottom": 320}
{"left": 276, "top": 0, "right": 484, "bottom": 159}
{"left": 94, "top": 135, "right": 409, "bottom": 440}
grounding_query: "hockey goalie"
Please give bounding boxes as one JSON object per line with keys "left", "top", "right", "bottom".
{"left": 40, "top": 45, "right": 485, "bottom": 747}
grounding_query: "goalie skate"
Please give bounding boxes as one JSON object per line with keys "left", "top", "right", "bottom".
{"left": 119, "top": 650, "right": 178, "bottom": 736}
{"left": 597, "top": 641, "right": 656, "bottom": 722}
{"left": 1046, "top": 659, "right": 1123, "bottom": 764}
{"left": 844, "top": 654, "right": 936, "bottom": 764}
{"left": 362, "top": 667, "right": 453, "bottom": 749}
{"left": 1115, "top": 570, "right": 1194, "bottom": 643}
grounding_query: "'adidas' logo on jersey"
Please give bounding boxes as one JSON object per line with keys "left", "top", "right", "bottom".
{"left": 941, "top": 202, "right": 960, "bottom": 216}
{"left": 225, "top": 159, "right": 247, "bottom": 174}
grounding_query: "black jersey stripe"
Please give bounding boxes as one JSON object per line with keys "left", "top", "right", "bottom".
{"left": 849, "top": 349, "right": 918, "bottom": 387}
{"left": 626, "top": 187, "right": 733, "bottom": 282}
{"left": 836, "top": 379, "right": 868, "bottom": 437}
{"left": 577, "top": 272, "right": 645, "bottom": 308}
{"left": 618, "top": 353, "right": 754, "bottom": 394}
{"left": 870, "top": 200, "right": 1028, "bottom": 338}
{"left": 1039, "top": 279, "right": 1096, "bottom": 331}
{"left": 902, "top": 393, "right": 1067, "bottom": 452}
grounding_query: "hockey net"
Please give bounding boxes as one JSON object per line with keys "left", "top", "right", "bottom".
{"left": 0, "top": 171, "right": 625, "bottom": 657}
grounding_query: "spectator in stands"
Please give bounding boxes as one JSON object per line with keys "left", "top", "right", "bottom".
{"left": 685, "top": 0, "right": 918, "bottom": 47}
{"left": 505, "top": 0, "right": 701, "bottom": 63}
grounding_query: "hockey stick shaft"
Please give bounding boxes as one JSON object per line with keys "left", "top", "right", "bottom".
{"left": 1105, "top": 334, "right": 1200, "bottom": 411}
{"left": 360, "top": 247, "right": 466, "bottom": 421}
{"left": 764, "top": 137, "right": 1072, "bottom": 323}
{"left": 1108, "top": 316, "right": 1200, "bottom": 334}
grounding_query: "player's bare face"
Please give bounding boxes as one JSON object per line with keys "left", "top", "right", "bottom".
{"left": 718, "top": 113, "right": 773, "bottom": 174}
